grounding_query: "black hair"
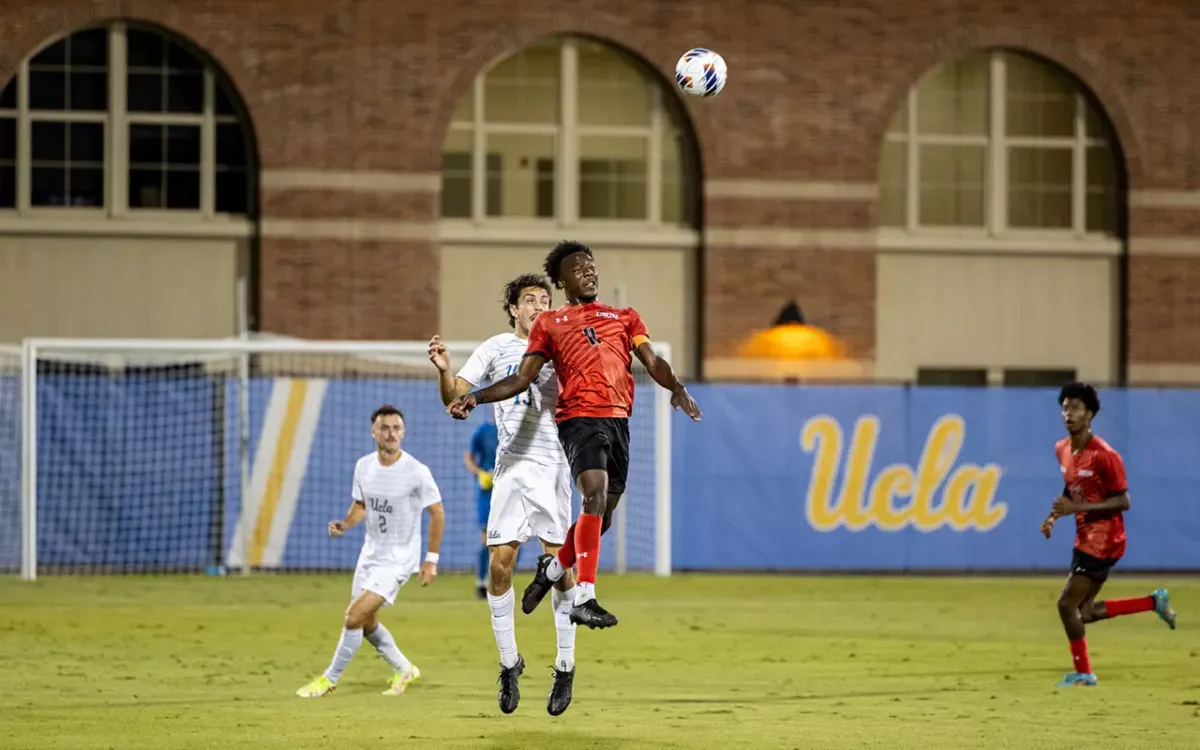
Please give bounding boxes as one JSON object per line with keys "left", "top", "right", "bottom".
{"left": 502, "top": 273, "right": 553, "bottom": 328}
{"left": 543, "top": 240, "right": 593, "bottom": 290}
{"left": 1058, "top": 382, "right": 1100, "bottom": 415}
{"left": 371, "top": 404, "right": 405, "bottom": 423}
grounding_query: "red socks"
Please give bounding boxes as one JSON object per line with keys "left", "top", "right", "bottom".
{"left": 1104, "top": 596, "right": 1155, "bottom": 617}
{"left": 556, "top": 522, "right": 578, "bottom": 569}
{"left": 574, "top": 514, "right": 602, "bottom": 585}
{"left": 1069, "top": 638, "right": 1092, "bottom": 674}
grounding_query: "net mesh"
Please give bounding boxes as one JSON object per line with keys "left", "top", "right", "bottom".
{"left": 4, "top": 341, "right": 663, "bottom": 576}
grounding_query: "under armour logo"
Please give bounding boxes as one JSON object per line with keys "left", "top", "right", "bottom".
{"left": 578, "top": 552, "right": 589, "bottom": 558}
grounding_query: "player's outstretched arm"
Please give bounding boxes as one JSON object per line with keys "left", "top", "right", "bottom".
{"left": 420, "top": 502, "right": 445, "bottom": 586}
{"left": 428, "top": 335, "right": 474, "bottom": 405}
{"left": 634, "top": 342, "right": 701, "bottom": 421}
{"left": 329, "top": 500, "right": 366, "bottom": 537}
{"left": 447, "top": 353, "right": 546, "bottom": 419}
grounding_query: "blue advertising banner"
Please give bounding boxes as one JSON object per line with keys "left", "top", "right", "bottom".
{"left": 672, "top": 385, "right": 1200, "bottom": 571}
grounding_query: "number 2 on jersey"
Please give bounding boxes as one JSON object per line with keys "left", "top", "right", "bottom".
{"left": 582, "top": 326, "right": 601, "bottom": 346}
{"left": 505, "top": 363, "right": 532, "bottom": 406}
{"left": 378, "top": 514, "right": 387, "bottom": 533}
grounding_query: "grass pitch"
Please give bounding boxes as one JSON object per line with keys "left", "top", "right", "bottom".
{"left": 1, "top": 573, "right": 1197, "bottom": 749}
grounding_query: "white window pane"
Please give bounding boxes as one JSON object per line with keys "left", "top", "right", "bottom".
{"left": 916, "top": 53, "right": 988, "bottom": 136}
{"left": 441, "top": 128, "right": 472, "bottom": 218}
{"left": 577, "top": 41, "right": 651, "bottom": 127}
{"left": 451, "top": 89, "right": 473, "bottom": 123}
{"left": 579, "top": 135, "right": 647, "bottom": 220}
{"left": 1007, "top": 147, "right": 1072, "bottom": 229}
{"left": 887, "top": 97, "right": 908, "bottom": 136}
{"left": 879, "top": 140, "right": 907, "bottom": 227}
{"left": 128, "top": 123, "right": 201, "bottom": 210}
{"left": 1086, "top": 145, "right": 1119, "bottom": 234}
{"left": 31, "top": 120, "right": 105, "bottom": 207}
{"left": 661, "top": 129, "right": 693, "bottom": 225}
{"left": 918, "top": 144, "right": 985, "bottom": 226}
{"left": 484, "top": 132, "right": 555, "bottom": 218}
{"left": 484, "top": 42, "right": 559, "bottom": 125}
{"left": 1004, "top": 53, "right": 1076, "bottom": 138}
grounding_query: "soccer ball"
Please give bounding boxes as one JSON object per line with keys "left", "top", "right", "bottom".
{"left": 674, "top": 48, "right": 727, "bottom": 98}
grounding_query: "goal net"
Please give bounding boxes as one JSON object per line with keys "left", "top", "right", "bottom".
{"left": 7, "top": 338, "right": 672, "bottom": 580}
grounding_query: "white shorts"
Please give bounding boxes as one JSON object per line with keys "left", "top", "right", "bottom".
{"left": 487, "top": 457, "right": 573, "bottom": 546}
{"left": 351, "top": 562, "right": 410, "bottom": 607}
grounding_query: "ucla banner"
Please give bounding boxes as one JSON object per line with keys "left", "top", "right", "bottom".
{"left": 672, "top": 385, "right": 1200, "bottom": 571}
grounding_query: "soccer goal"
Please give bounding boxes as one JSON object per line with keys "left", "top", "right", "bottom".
{"left": 9, "top": 338, "right": 673, "bottom": 581}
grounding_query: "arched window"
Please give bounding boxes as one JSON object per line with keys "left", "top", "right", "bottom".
{"left": 879, "top": 50, "right": 1120, "bottom": 239}
{"left": 0, "top": 23, "right": 253, "bottom": 216}
{"left": 442, "top": 37, "right": 695, "bottom": 226}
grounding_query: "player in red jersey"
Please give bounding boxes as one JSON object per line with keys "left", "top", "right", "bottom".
{"left": 448, "top": 240, "right": 701, "bottom": 629}
{"left": 1042, "top": 382, "right": 1176, "bottom": 687}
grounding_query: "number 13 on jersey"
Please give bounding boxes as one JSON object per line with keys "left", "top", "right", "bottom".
{"left": 505, "top": 363, "right": 532, "bottom": 405}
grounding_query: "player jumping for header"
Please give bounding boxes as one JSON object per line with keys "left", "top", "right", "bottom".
{"left": 295, "top": 405, "right": 445, "bottom": 698}
{"left": 448, "top": 241, "right": 702, "bottom": 631}
{"left": 429, "top": 273, "right": 579, "bottom": 716}
{"left": 1042, "top": 382, "right": 1176, "bottom": 688}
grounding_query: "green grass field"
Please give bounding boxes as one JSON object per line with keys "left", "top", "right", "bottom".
{"left": 1, "top": 573, "right": 1197, "bottom": 749}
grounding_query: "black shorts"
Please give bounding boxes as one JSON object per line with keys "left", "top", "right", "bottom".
{"left": 1070, "top": 549, "right": 1119, "bottom": 583}
{"left": 556, "top": 417, "right": 631, "bottom": 496}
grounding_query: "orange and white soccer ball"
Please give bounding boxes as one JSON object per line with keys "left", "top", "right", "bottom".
{"left": 674, "top": 48, "right": 727, "bottom": 97}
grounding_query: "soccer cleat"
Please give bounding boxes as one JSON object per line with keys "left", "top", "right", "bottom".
{"left": 521, "top": 553, "right": 556, "bottom": 615}
{"left": 569, "top": 599, "right": 618, "bottom": 629}
{"left": 497, "top": 655, "right": 525, "bottom": 714}
{"left": 1152, "top": 588, "right": 1177, "bottom": 630}
{"left": 295, "top": 675, "right": 336, "bottom": 698}
{"left": 1056, "top": 672, "right": 1099, "bottom": 687}
{"left": 476, "top": 584, "right": 488, "bottom": 600}
{"left": 381, "top": 665, "right": 421, "bottom": 696}
{"left": 547, "top": 665, "right": 575, "bottom": 716}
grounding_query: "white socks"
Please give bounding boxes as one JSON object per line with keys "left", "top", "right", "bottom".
{"left": 551, "top": 586, "right": 577, "bottom": 671}
{"left": 323, "top": 627, "right": 363, "bottom": 683}
{"left": 366, "top": 623, "right": 413, "bottom": 673}
{"left": 546, "top": 556, "right": 566, "bottom": 582}
{"left": 488, "top": 588, "right": 520, "bottom": 668}
{"left": 574, "top": 581, "right": 595, "bottom": 606}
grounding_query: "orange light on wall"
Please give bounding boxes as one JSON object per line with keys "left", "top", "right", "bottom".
{"left": 737, "top": 301, "right": 845, "bottom": 360}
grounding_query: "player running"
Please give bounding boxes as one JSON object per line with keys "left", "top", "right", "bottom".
{"left": 448, "top": 240, "right": 701, "bottom": 631}
{"left": 1042, "top": 382, "right": 1177, "bottom": 688}
{"left": 429, "top": 273, "right": 579, "bottom": 716}
{"left": 295, "top": 405, "right": 445, "bottom": 698}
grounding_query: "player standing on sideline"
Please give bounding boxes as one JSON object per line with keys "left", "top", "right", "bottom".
{"left": 295, "top": 405, "right": 445, "bottom": 698}
{"left": 1042, "top": 382, "right": 1177, "bottom": 688}
{"left": 465, "top": 418, "right": 499, "bottom": 599}
{"left": 429, "top": 272, "right": 579, "bottom": 716}
{"left": 448, "top": 241, "right": 701, "bottom": 631}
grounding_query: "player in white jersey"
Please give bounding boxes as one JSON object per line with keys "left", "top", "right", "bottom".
{"left": 295, "top": 404, "right": 445, "bottom": 699}
{"left": 428, "top": 272, "right": 578, "bottom": 717}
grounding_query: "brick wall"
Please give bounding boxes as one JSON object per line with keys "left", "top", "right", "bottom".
{"left": 2, "top": 0, "right": 1199, "bottom": 374}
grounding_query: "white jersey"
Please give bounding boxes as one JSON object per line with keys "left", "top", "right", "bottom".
{"left": 457, "top": 332, "right": 566, "bottom": 467}
{"left": 351, "top": 451, "right": 442, "bottom": 573}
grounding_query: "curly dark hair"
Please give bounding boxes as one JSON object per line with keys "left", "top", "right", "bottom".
{"left": 1058, "top": 382, "right": 1100, "bottom": 415}
{"left": 371, "top": 404, "right": 404, "bottom": 423}
{"left": 502, "top": 273, "right": 553, "bottom": 328}
{"left": 543, "top": 240, "right": 593, "bottom": 290}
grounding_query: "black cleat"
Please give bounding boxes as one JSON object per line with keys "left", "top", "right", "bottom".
{"left": 497, "top": 655, "right": 525, "bottom": 714}
{"left": 569, "top": 599, "right": 618, "bottom": 629}
{"left": 475, "top": 584, "right": 488, "bottom": 600}
{"left": 547, "top": 665, "right": 575, "bottom": 716}
{"left": 521, "top": 553, "right": 556, "bottom": 615}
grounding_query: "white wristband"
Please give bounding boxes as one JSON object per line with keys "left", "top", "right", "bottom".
{"left": 424, "top": 552, "right": 439, "bottom": 565}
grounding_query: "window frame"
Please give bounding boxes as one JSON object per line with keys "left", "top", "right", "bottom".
{"left": 0, "top": 22, "right": 249, "bottom": 221}
{"left": 880, "top": 50, "right": 1121, "bottom": 248}
{"left": 443, "top": 37, "right": 684, "bottom": 228}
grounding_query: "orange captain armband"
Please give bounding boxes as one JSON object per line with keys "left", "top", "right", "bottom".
{"left": 632, "top": 335, "right": 651, "bottom": 349}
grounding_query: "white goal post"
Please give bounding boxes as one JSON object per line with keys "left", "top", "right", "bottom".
{"left": 14, "top": 337, "right": 672, "bottom": 581}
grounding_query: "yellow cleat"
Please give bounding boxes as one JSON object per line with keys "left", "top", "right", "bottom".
{"left": 295, "top": 675, "right": 336, "bottom": 698}
{"left": 381, "top": 665, "right": 421, "bottom": 696}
